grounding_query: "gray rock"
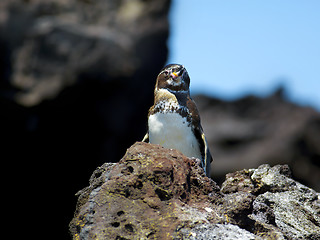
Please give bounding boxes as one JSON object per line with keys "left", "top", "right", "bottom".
{"left": 177, "top": 224, "right": 257, "bottom": 240}
{"left": 250, "top": 165, "right": 320, "bottom": 239}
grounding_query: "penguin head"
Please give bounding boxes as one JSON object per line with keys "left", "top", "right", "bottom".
{"left": 155, "top": 64, "right": 190, "bottom": 92}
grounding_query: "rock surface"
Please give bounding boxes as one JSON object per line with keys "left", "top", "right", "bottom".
{"left": 70, "top": 142, "right": 320, "bottom": 239}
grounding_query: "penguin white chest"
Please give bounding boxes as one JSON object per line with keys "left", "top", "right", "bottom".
{"left": 148, "top": 112, "right": 202, "bottom": 160}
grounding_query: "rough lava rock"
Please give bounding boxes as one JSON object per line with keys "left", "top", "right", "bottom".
{"left": 70, "top": 142, "right": 220, "bottom": 239}
{"left": 249, "top": 165, "right": 320, "bottom": 239}
{"left": 70, "top": 142, "right": 320, "bottom": 239}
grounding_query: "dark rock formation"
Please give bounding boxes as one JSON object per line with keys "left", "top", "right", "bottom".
{"left": 70, "top": 142, "right": 320, "bottom": 239}
{"left": 194, "top": 90, "right": 320, "bottom": 192}
{"left": 1, "top": 0, "right": 170, "bottom": 239}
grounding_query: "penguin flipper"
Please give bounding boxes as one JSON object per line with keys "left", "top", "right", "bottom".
{"left": 201, "top": 131, "right": 213, "bottom": 177}
{"left": 193, "top": 124, "right": 213, "bottom": 177}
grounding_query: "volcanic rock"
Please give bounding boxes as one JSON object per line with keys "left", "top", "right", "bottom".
{"left": 70, "top": 142, "right": 320, "bottom": 239}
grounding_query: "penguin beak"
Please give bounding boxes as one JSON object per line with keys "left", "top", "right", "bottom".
{"left": 171, "top": 66, "right": 184, "bottom": 79}
{"left": 168, "top": 71, "right": 182, "bottom": 86}
{"left": 171, "top": 72, "right": 179, "bottom": 79}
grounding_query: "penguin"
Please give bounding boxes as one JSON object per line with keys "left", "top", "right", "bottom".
{"left": 142, "top": 64, "right": 213, "bottom": 177}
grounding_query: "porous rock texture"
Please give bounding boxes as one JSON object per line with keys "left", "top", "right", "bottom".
{"left": 70, "top": 142, "right": 320, "bottom": 239}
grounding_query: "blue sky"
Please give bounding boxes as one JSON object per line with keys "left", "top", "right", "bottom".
{"left": 167, "top": 0, "right": 320, "bottom": 109}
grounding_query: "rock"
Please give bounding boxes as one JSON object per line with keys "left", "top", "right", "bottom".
{"left": 70, "top": 143, "right": 320, "bottom": 239}
{"left": 222, "top": 164, "right": 320, "bottom": 240}
{"left": 250, "top": 165, "right": 320, "bottom": 239}
{"left": 69, "top": 142, "right": 220, "bottom": 239}
{"left": 193, "top": 90, "right": 320, "bottom": 192}
{"left": 176, "top": 224, "right": 257, "bottom": 240}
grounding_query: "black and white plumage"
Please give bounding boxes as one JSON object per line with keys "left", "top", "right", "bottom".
{"left": 142, "top": 64, "right": 213, "bottom": 177}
